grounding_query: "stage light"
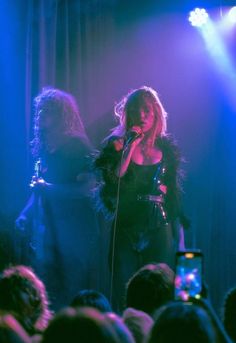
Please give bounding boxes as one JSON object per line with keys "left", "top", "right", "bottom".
{"left": 199, "top": 18, "right": 236, "bottom": 110}
{"left": 188, "top": 7, "right": 236, "bottom": 110}
{"left": 217, "top": 6, "right": 236, "bottom": 32}
{"left": 188, "top": 8, "right": 209, "bottom": 27}
{"left": 228, "top": 6, "right": 236, "bottom": 23}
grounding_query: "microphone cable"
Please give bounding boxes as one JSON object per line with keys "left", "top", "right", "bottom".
{"left": 109, "top": 147, "right": 126, "bottom": 305}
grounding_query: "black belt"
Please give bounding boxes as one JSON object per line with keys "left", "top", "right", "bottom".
{"left": 137, "top": 194, "right": 164, "bottom": 203}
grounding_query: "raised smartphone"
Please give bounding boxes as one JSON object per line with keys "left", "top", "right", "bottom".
{"left": 174, "top": 250, "right": 203, "bottom": 301}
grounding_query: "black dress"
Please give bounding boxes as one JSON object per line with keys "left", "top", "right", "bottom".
{"left": 20, "top": 136, "right": 100, "bottom": 310}
{"left": 95, "top": 135, "right": 187, "bottom": 311}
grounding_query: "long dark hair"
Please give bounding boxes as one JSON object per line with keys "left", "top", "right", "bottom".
{"left": 31, "top": 87, "right": 88, "bottom": 157}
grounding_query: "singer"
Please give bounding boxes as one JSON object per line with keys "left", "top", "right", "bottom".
{"left": 94, "top": 86, "right": 189, "bottom": 312}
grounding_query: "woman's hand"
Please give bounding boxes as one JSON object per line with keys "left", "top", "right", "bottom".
{"left": 159, "top": 184, "right": 167, "bottom": 194}
{"left": 113, "top": 127, "right": 144, "bottom": 178}
{"left": 113, "top": 138, "right": 125, "bottom": 152}
{"left": 114, "top": 128, "right": 143, "bottom": 178}
{"left": 126, "top": 126, "right": 144, "bottom": 149}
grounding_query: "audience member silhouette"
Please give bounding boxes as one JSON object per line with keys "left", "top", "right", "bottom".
{"left": 42, "top": 307, "right": 120, "bottom": 343}
{"left": 223, "top": 286, "right": 236, "bottom": 342}
{"left": 0, "top": 265, "right": 52, "bottom": 336}
{"left": 125, "top": 263, "right": 174, "bottom": 317}
{"left": 148, "top": 302, "right": 217, "bottom": 343}
{"left": 104, "top": 312, "right": 135, "bottom": 343}
{"left": 0, "top": 313, "right": 31, "bottom": 343}
{"left": 123, "top": 307, "right": 154, "bottom": 343}
{"left": 70, "top": 289, "right": 112, "bottom": 313}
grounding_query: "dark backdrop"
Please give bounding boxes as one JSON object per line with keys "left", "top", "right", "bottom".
{"left": 1, "top": 0, "right": 236, "bottom": 314}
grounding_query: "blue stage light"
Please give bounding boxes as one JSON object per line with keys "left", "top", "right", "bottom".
{"left": 188, "top": 8, "right": 209, "bottom": 27}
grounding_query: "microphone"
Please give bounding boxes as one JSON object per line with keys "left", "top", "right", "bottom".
{"left": 124, "top": 129, "right": 142, "bottom": 148}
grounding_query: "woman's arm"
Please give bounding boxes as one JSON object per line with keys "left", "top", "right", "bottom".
{"left": 15, "top": 193, "right": 35, "bottom": 230}
{"left": 115, "top": 133, "right": 143, "bottom": 177}
{"left": 115, "top": 142, "right": 135, "bottom": 177}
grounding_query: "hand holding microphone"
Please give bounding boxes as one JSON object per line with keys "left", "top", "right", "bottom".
{"left": 124, "top": 126, "right": 143, "bottom": 149}
{"left": 117, "top": 126, "right": 143, "bottom": 177}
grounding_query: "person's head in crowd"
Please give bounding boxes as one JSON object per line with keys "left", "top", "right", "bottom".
{"left": 70, "top": 289, "right": 112, "bottom": 313}
{"left": 126, "top": 263, "right": 174, "bottom": 317}
{"left": 0, "top": 265, "right": 52, "bottom": 335}
{"left": 42, "top": 307, "right": 119, "bottom": 343}
{"left": 0, "top": 313, "right": 31, "bottom": 343}
{"left": 104, "top": 312, "right": 135, "bottom": 343}
{"left": 123, "top": 307, "right": 154, "bottom": 343}
{"left": 32, "top": 87, "right": 89, "bottom": 157}
{"left": 148, "top": 302, "right": 217, "bottom": 343}
{"left": 223, "top": 286, "right": 236, "bottom": 342}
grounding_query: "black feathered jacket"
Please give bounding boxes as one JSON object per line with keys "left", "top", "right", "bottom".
{"left": 94, "top": 135, "right": 189, "bottom": 229}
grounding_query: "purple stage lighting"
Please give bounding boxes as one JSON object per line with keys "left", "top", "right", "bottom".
{"left": 188, "top": 8, "right": 209, "bottom": 27}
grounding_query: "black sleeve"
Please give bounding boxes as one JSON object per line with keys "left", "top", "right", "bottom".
{"left": 93, "top": 137, "right": 123, "bottom": 215}
{"left": 159, "top": 136, "right": 189, "bottom": 227}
